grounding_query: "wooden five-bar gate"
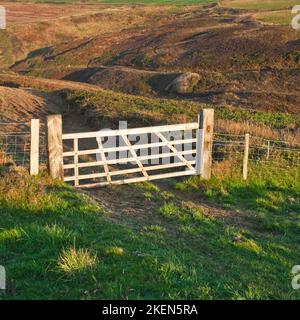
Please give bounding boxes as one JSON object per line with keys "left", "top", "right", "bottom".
{"left": 47, "top": 109, "right": 214, "bottom": 188}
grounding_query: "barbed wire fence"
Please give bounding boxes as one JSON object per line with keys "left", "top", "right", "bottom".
{"left": 39, "top": 131, "right": 47, "bottom": 165}
{"left": 0, "top": 119, "right": 299, "bottom": 179}
{"left": 213, "top": 132, "right": 300, "bottom": 176}
{"left": 0, "top": 122, "right": 31, "bottom": 167}
{"left": 0, "top": 122, "right": 47, "bottom": 169}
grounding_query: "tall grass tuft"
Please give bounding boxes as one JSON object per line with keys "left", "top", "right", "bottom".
{"left": 57, "top": 246, "right": 97, "bottom": 273}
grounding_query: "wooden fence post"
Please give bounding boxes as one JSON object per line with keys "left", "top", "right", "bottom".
{"left": 243, "top": 133, "right": 250, "bottom": 180}
{"left": 196, "top": 114, "right": 204, "bottom": 176}
{"left": 30, "top": 119, "right": 40, "bottom": 176}
{"left": 267, "top": 140, "right": 270, "bottom": 160}
{"left": 197, "top": 109, "right": 214, "bottom": 180}
{"left": 47, "top": 115, "right": 64, "bottom": 180}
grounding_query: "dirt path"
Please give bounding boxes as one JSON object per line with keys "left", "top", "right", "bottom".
{"left": 0, "top": 74, "right": 107, "bottom": 93}
{"left": 29, "top": 89, "right": 95, "bottom": 136}
{"left": 0, "top": 85, "right": 93, "bottom": 135}
{"left": 0, "top": 82, "right": 248, "bottom": 232}
{"left": 2, "top": 86, "right": 244, "bottom": 229}
{"left": 2, "top": 72, "right": 300, "bottom": 103}
{"left": 82, "top": 178, "right": 252, "bottom": 234}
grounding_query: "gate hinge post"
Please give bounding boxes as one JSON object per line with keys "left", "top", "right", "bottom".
{"left": 47, "top": 114, "right": 64, "bottom": 181}
{"left": 196, "top": 109, "right": 214, "bottom": 180}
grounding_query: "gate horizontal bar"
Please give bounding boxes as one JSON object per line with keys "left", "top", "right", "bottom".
{"left": 64, "top": 160, "right": 196, "bottom": 182}
{"left": 62, "top": 138, "right": 197, "bottom": 157}
{"left": 62, "top": 123, "right": 198, "bottom": 140}
{"left": 76, "top": 170, "right": 196, "bottom": 188}
{"left": 63, "top": 149, "right": 196, "bottom": 169}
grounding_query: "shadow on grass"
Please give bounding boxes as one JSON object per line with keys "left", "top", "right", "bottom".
{"left": 0, "top": 176, "right": 299, "bottom": 300}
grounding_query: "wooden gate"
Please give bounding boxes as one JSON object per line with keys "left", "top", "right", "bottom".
{"left": 47, "top": 109, "right": 214, "bottom": 188}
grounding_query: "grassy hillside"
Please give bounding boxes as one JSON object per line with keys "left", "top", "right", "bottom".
{"left": 0, "top": 161, "right": 299, "bottom": 299}
{"left": 10, "top": 3, "right": 299, "bottom": 114}
{"left": 3, "top": 0, "right": 216, "bottom": 3}
{"left": 8, "top": 0, "right": 215, "bottom": 3}
{"left": 61, "top": 89, "right": 300, "bottom": 136}
{"left": 100, "top": 0, "right": 216, "bottom": 3}
{"left": 3, "top": 0, "right": 297, "bottom": 8}
{"left": 255, "top": 10, "right": 293, "bottom": 26}
{"left": 0, "top": 72, "right": 299, "bottom": 141}
{"left": 0, "top": 31, "right": 15, "bottom": 68}
{"left": 221, "top": 0, "right": 299, "bottom": 26}
{"left": 221, "top": 0, "right": 298, "bottom": 10}
{"left": 1, "top": 0, "right": 299, "bottom": 301}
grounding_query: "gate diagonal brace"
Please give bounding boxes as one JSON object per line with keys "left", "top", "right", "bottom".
{"left": 155, "top": 132, "right": 195, "bottom": 171}
{"left": 96, "top": 137, "right": 112, "bottom": 183}
{"left": 121, "top": 135, "right": 149, "bottom": 178}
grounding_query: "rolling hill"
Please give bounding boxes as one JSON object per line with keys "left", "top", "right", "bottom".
{"left": 3, "top": 3, "right": 298, "bottom": 113}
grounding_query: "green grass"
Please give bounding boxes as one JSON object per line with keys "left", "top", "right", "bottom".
{"left": 176, "top": 163, "right": 300, "bottom": 229}
{"left": 0, "top": 163, "right": 299, "bottom": 299}
{"left": 221, "top": 0, "right": 298, "bottom": 11}
{"left": 256, "top": 10, "right": 292, "bottom": 25}
{"left": 62, "top": 89, "right": 300, "bottom": 129}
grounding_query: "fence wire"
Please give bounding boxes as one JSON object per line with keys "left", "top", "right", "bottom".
{"left": 0, "top": 122, "right": 300, "bottom": 175}
{"left": 39, "top": 132, "right": 47, "bottom": 165}
{"left": 0, "top": 123, "right": 31, "bottom": 167}
{"left": 213, "top": 133, "right": 300, "bottom": 170}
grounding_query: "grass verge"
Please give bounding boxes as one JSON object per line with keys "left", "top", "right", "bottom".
{"left": 0, "top": 163, "right": 299, "bottom": 299}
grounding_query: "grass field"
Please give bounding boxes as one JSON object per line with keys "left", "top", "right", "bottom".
{"left": 221, "top": 0, "right": 299, "bottom": 10}
{"left": 255, "top": 10, "right": 292, "bottom": 26}
{"left": 0, "top": 162, "right": 299, "bottom": 299}
{"left": 221, "top": 0, "right": 298, "bottom": 25}
{"left": 3, "top": 0, "right": 216, "bottom": 4}
{"left": 1, "top": 0, "right": 300, "bottom": 300}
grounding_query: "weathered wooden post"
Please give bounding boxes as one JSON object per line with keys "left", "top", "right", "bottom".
{"left": 243, "top": 133, "right": 250, "bottom": 180}
{"left": 47, "top": 115, "right": 64, "bottom": 180}
{"left": 0, "top": 6, "right": 6, "bottom": 30}
{"left": 267, "top": 140, "right": 270, "bottom": 160}
{"left": 196, "top": 109, "right": 214, "bottom": 180}
{"left": 30, "top": 119, "right": 40, "bottom": 176}
{"left": 196, "top": 114, "right": 204, "bottom": 176}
